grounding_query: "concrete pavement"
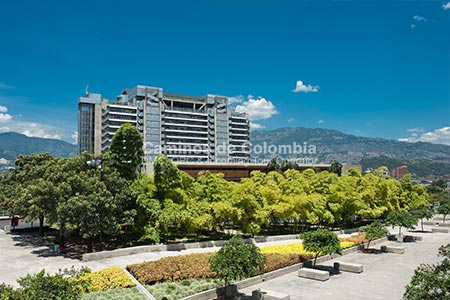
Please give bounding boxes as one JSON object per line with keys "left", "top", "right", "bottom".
{"left": 0, "top": 222, "right": 449, "bottom": 300}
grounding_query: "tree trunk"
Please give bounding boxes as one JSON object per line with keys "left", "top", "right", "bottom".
{"left": 366, "top": 240, "right": 371, "bottom": 250}
{"left": 59, "top": 224, "right": 65, "bottom": 245}
{"left": 39, "top": 216, "right": 44, "bottom": 236}
{"left": 421, "top": 218, "right": 424, "bottom": 232}
{"left": 87, "top": 237, "right": 93, "bottom": 253}
{"left": 99, "top": 231, "right": 103, "bottom": 251}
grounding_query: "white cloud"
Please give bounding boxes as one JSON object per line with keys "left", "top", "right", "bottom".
{"left": 406, "top": 127, "right": 424, "bottom": 133}
{"left": 399, "top": 126, "right": 450, "bottom": 145}
{"left": 228, "top": 95, "right": 244, "bottom": 104}
{"left": 413, "top": 15, "right": 426, "bottom": 21}
{"left": 234, "top": 96, "right": 278, "bottom": 121}
{"left": 443, "top": 2, "right": 450, "bottom": 10}
{"left": 292, "top": 80, "right": 319, "bottom": 93}
{"left": 0, "top": 113, "right": 12, "bottom": 123}
{"left": 0, "top": 105, "right": 74, "bottom": 142}
{"left": 318, "top": 119, "right": 325, "bottom": 124}
{"left": 250, "top": 122, "right": 265, "bottom": 129}
{"left": 411, "top": 24, "right": 416, "bottom": 29}
{"left": 287, "top": 118, "right": 295, "bottom": 123}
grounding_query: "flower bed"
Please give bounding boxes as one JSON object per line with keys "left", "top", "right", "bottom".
{"left": 78, "top": 266, "right": 135, "bottom": 292}
{"left": 127, "top": 235, "right": 366, "bottom": 286}
{"left": 145, "top": 279, "right": 222, "bottom": 300}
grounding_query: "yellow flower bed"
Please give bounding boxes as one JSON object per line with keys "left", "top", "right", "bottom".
{"left": 79, "top": 266, "right": 135, "bottom": 292}
{"left": 260, "top": 240, "right": 356, "bottom": 255}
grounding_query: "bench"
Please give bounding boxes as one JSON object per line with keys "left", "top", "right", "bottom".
{"left": 298, "top": 267, "right": 330, "bottom": 281}
{"left": 403, "top": 235, "right": 423, "bottom": 242}
{"left": 333, "top": 262, "right": 363, "bottom": 273}
{"left": 252, "top": 289, "right": 290, "bottom": 300}
{"left": 380, "top": 245, "right": 405, "bottom": 254}
{"left": 432, "top": 227, "right": 449, "bottom": 233}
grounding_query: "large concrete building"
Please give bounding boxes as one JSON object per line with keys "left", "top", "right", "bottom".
{"left": 78, "top": 85, "right": 251, "bottom": 172}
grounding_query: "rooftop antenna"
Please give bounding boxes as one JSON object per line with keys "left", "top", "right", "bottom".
{"left": 85, "top": 84, "right": 89, "bottom": 96}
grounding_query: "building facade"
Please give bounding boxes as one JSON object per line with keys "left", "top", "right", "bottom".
{"left": 78, "top": 85, "right": 251, "bottom": 171}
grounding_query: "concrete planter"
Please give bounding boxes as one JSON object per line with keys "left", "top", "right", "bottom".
{"left": 216, "top": 284, "right": 238, "bottom": 299}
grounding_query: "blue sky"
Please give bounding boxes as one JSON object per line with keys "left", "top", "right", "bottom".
{"left": 0, "top": 0, "right": 449, "bottom": 145}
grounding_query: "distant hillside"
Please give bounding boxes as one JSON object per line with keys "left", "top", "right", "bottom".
{"left": 0, "top": 132, "right": 77, "bottom": 161}
{"left": 251, "top": 127, "right": 450, "bottom": 176}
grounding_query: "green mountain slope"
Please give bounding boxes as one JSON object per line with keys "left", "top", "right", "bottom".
{"left": 251, "top": 127, "right": 450, "bottom": 176}
{"left": 0, "top": 132, "right": 77, "bottom": 161}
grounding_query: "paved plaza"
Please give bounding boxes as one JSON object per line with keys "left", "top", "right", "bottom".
{"left": 0, "top": 224, "right": 449, "bottom": 299}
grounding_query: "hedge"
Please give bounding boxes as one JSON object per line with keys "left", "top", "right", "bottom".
{"left": 79, "top": 267, "right": 135, "bottom": 292}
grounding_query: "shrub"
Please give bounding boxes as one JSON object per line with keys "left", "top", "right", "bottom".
{"left": 340, "top": 234, "right": 367, "bottom": 245}
{"left": 145, "top": 279, "right": 222, "bottom": 300}
{"left": 127, "top": 253, "right": 216, "bottom": 285}
{"left": 264, "top": 253, "right": 312, "bottom": 272}
{"left": 301, "top": 229, "right": 342, "bottom": 267}
{"left": 81, "top": 287, "right": 145, "bottom": 300}
{"left": 209, "top": 236, "right": 265, "bottom": 286}
{"left": 0, "top": 283, "right": 21, "bottom": 300}
{"left": 16, "top": 269, "right": 86, "bottom": 300}
{"left": 79, "top": 267, "right": 135, "bottom": 292}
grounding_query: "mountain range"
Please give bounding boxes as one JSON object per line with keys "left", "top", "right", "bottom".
{"left": 0, "top": 132, "right": 77, "bottom": 162}
{"left": 251, "top": 127, "right": 450, "bottom": 177}
{"left": 1, "top": 128, "right": 450, "bottom": 177}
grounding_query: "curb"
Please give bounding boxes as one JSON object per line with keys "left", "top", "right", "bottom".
{"left": 122, "top": 267, "right": 157, "bottom": 300}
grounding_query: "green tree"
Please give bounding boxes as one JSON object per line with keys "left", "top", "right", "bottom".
{"left": 209, "top": 236, "right": 265, "bottom": 288}
{"left": 56, "top": 153, "right": 134, "bottom": 252}
{"left": 328, "top": 160, "right": 342, "bottom": 176}
{"left": 403, "top": 243, "right": 450, "bottom": 300}
{"left": 410, "top": 207, "right": 434, "bottom": 232}
{"left": 360, "top": 221, "right": 389, "bottom": 249}
{"left": 385, "top": 210, "right": 418, "bottom": 238}
{"left": 301, "top": 229, "right": 342, "bottom": 267}
{"left": 438, "top": 202, "right": 450, "bottom": 223}
{"left": 109, "top": 123, "right": 144, "bottom": 180}
{"left": 130, "top": 174, "right": 161, "bottom": 243}
{"left": 3, "top": 153, "right": 58, "bottom": 236}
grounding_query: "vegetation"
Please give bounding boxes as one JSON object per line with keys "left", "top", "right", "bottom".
{"left": 0, "top": 269, "right": 89, "bottom": 300}
{"left": 127, "top": 236, "right": 363, "bottom": 286}
{"left": 301, "top": 229, "right": 342, "bottom": 267}
{"left": 0, "top": 123, "right": 432, "bottom": 253}
{"left": 145, "top": 279, "right": 222, "bottom": 300}
{"left": 0, "top": 132, "right": 77, "bottom": 161}
{"left": 360, "top": 221, "right": 389, "bottom": 249}
{"left": 209, "top": 236, "right": 265, "bottom": 287}
{"left": 81, "top": 288, "right": 145, "bottom": 300}
{"left": 410, "top": 207, "right": 434, "bottom": 232}
{"left": 403, "top": 244, "right": 450, "bottom": 300}
{"left": 328, "top": 160, "right": 342, "bottom": 176}
{"left": 78, "top": 267, "right": 135, "bottom": 292}
{"left": 437, "top": 202, "right": 450, "bottom": 223}
{"left": 385, "top": 210, "right": 418, "bottom": 238}
{"left": 109, "top": 123, "right": 144, "bottom": 180}
{"left": 128, "top": 253, "right": 216, "bottom": 285}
